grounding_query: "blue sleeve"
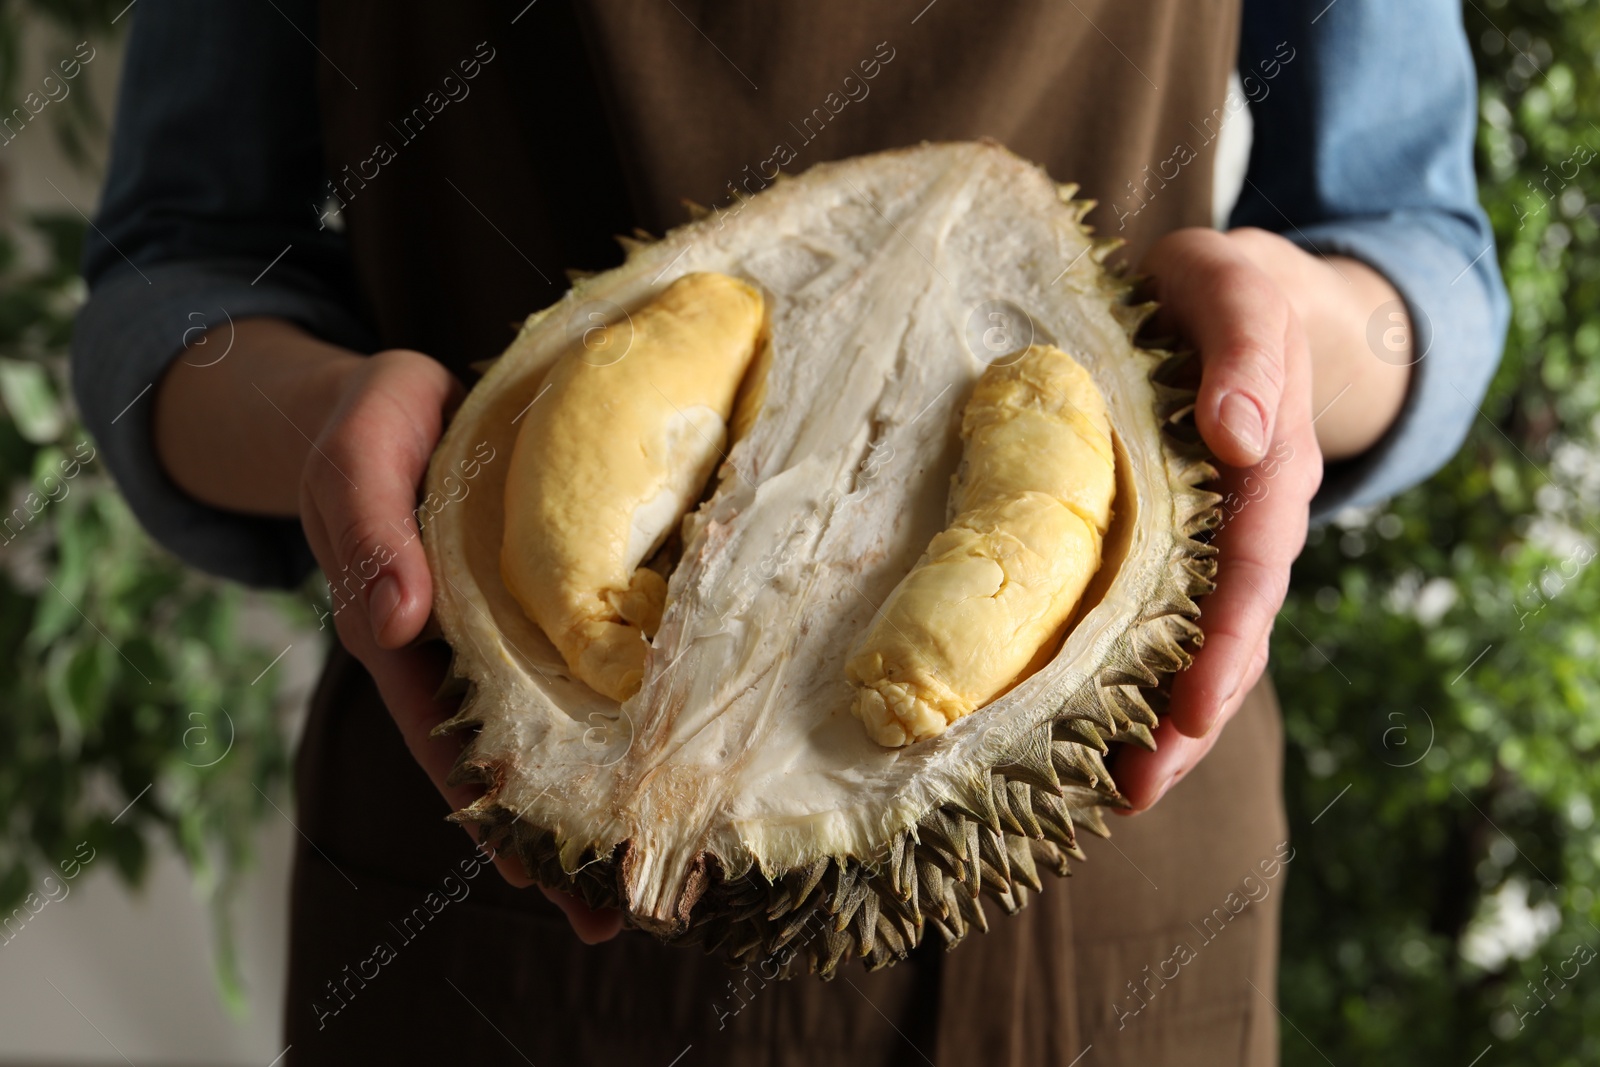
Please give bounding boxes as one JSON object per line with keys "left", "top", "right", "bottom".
{"left": 1233, "top": 0, "right": 1510, "bottom": 521}
{"left": 69, "top": 0, "right": 374, "bottom": 589}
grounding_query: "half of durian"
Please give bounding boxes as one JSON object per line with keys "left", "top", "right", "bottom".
{"left": 423, "top": 141, "right": 1219, "bottom": 978}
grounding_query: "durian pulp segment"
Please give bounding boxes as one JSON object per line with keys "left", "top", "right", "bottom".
{"left": 846, "top": 344, "right": 1117, "bottom": 746}
{"left": 498, "top": 271, "right": 765, "bottom": 702}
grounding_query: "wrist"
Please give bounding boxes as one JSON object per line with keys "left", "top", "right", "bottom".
{"left": 1224, "top": 228, "right": 1410, "bottom": 461}
{"left": 154, "top": 318, "right": 366, "bottom": 517}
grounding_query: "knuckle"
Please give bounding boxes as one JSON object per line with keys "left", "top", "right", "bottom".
{"left": 1226, "top": 344, "right": 1286, "bottom": 400}
{"left": 1223, "top": 226, "right": 1279, "bottom": 260}
{"left": 332, "top": 515, "right": 394, "bottom": 577}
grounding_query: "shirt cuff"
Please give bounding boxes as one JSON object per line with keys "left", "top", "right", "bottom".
{"left": 69, "top": 259, "right": 376, "bottom": 589}
{"left": 1285, "top": 213, "right": 1510, "bottom": 523}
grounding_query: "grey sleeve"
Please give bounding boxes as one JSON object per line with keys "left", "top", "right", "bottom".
{"left": 1284, "top": 214, "right": 1505, "bottom": 523}
{"left": 71, "top": 260, "right": 373, "bottom": 589}
{"left": 1234, "top": 0, "right": 1510, "bottom": 522}
{"left": 69, "top": 0, "right": 375, "bottom": 589}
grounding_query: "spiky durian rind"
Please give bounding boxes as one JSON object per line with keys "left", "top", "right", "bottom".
{"left": 426, "top": 147, "right": 1221, "bottom": 979}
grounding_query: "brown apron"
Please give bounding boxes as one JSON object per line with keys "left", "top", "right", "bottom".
{"left": 288, "top": 3, "right": 1283, "bottom": 1063}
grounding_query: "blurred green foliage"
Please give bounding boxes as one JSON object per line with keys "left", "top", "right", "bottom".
{"left": 1276, "top": 2, "right": 1600, "bottom": 1064}
{"left": 0, "top": 2, "right": 316, "bottom": 1012}
{"left": 0, "top": 0, "right": 125, "bottom": 165}
{"left": 0, "top": 220, "right": 313, "bottom": 1011}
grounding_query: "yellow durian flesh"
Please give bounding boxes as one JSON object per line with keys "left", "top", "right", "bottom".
{"left": 846, "top": 344, "right": 1116, "bottom": 746}
{"left": 498, "top": 271, "right": 765, "bottom": 702}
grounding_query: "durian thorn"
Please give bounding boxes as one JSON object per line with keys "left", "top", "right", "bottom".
{"left": 855, "top": 889, "right": 881, "bottom": 956}
{"left": 1114, "top": 299, "right": 1160, "bottom": 337}
{"left": 772, "top": 899, "right": 821, "bottom": 949}
{"left": 889, "top": 833, "right": 911, "bottom": 900}
{"left": 1005, "top": 780, "right": 1044, "bottom": 840}
{"left": 787, "top": 856, "right": 829, "bottom": 911}
{"left": 1030, "top": 789, "right": 1080, "bottom": 852}
{"left": 1051, "top": 739, "right": 1110, "bottom": 789}
{"left": 431, "top": 705, "right": 480, "bottom": 738}
{"left": 1060, "top": 718, "right": 1109, "bottom": 754}
{"left": 919, "top": 840, "right": 966, "bottom": 883}
{"left": 614, "top": 234, "right": 649, "bottom": 257}
{"left": 1102, "top": 684, "right": 1159, "bottom": 730}
{"left": 990, "top": 775, "right": 1029, "bottom": 839}
{"left": 442, "top": 750, "right": 495, "bottom": 790}
{"left": 948, "top": 779, "right": 1005, "bottom": 837}
{"left": 977, "top": 827, "right": 1012, "bottom": 887}
{"left": 901, "top": 865, "right": 923, "bottom": 926}
{"left": 1031, "top": 839, "right": 1072, "bottom": 879}
{"left": 1078, "top": 805, "right": 1114, "bottom": 839}
{"left": 729, "top": 899, "right": 767, "bottom": 924}
{"left": 833, "top": 882, "right": 870, "bottom": 932}
{"left": 960, "top": 820, "right": 983, "bottom": 899}
{"left": 765, "top": 886, "right": 794, "bottom": 921}
{"left": 917, "top": 857, "right": 946, "bottom": 917}
{"left": 917, "top": 809, "right": 967, "bottom": 863}
{"left": 1090, "top": 236, "right": 1125, "bottom": 263}
{"left": 1112, "top": 722, "right": 1158, "bottom": 752}
{"left": 994, "top": 884, "right": 1022, "bottom": 916}
{"left": 681, "top": 198, "right": 711, "bottom": 221}
{"left": 959, "top": 888, "right": 990, "bottom": 934}
{"left": 826, "top": 859, "right": 858, "bottom": 914}
{"left": 874, "top": 911, "right": 906, "bottom": 957}
{"left": 995, "top": 725, "right": 1062, "bottom": 795}
{"left": 1099, "top": 659, "right": 1161, "bottom": 688}
{"left": 820, "top": 927, "right": 852, "bottom": 978}
{"left": 943, "top": 884, "right": 970, "bottom": 929}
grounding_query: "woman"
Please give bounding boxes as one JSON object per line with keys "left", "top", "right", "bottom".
{"left": 71, "top": 1, "right": 1505, "bottom": 1063}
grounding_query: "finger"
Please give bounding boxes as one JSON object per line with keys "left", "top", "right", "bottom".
{"left": 366, "top": 640, "right": 626, "bottom": 936}
{"left": 1144, "top": 230, "right": 1290, "bottom": 467}
{"left": 303, "top": 504, "right": 533, "bottom": 889}
{"left": 359, "top": 638, "right": 538, "bottom": 887}
{"left": 1114, "top": 716, "right": 1223, "bottom": 813}
{"left": 307, "top": 351, "right": 459, "bottom": 650}
{"left": 540, "top": 887, "right": 625, "bottom": 943}
{"left": 1168, "top": 356, "right": 1320, "bottom": 739}
{"left": 1116, "top": 630, "right": 1269, "bottom": 811}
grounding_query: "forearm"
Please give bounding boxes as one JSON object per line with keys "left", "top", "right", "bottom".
{"left": 153, "top": 318, "right": 364, "bottom": 518}
{"left": 1228, "top": 227, "right": 1412, "bottom": 462}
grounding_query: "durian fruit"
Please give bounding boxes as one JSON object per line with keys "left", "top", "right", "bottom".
{"left": 423, "top": 141, "right": 1219, "bottom": 979}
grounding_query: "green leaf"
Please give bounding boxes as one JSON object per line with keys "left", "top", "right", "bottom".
{"left": 0, "top": 359, "right": 63, "bottom": 444}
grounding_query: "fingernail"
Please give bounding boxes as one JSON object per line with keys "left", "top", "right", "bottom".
{"left": 1219, "top": 392, "right": 1266, "bottom": 460}
{"left": 369, "top": 575, "right": 401, "bottom": 643}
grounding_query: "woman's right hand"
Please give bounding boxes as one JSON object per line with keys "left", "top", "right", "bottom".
{"left": 295, "top": 346, "right": 624, "bottom": 943}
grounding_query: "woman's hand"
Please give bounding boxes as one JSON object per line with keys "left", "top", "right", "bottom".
{"left": 156, "top": 319, "right": 622, "bottom": 942}
{"left": 1115, "top": 227, "right": 1409, "bottom": 811}
{"left": 297, "top": 347, "right": 625, "bottom": 943}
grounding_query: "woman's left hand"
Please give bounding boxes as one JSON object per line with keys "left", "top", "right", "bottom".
{"left": 1114, "top": 227, "right": 1326, "bottom": 811}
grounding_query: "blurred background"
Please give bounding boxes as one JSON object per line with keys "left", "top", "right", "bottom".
{"left": 0, "top": 1, "right": 1596, "bottom": 1064}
